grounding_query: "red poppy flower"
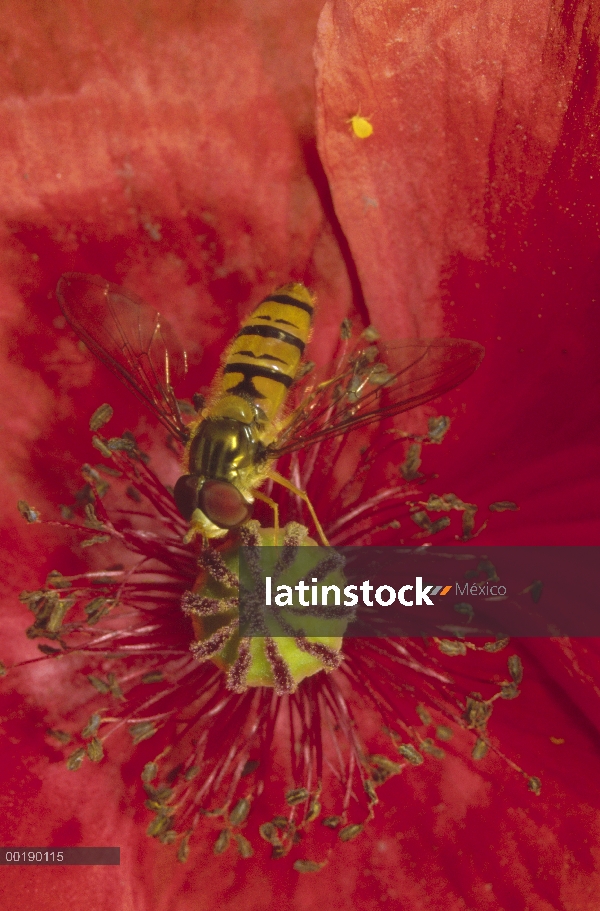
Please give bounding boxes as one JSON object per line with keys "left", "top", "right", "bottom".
{"left": 1, "top": 3, "right": 600, "bottom": 910}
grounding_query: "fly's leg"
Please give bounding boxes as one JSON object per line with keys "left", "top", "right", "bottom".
{"left": 268, "top": 470, "right": 329, "bottom": 546}
{"left": 183, "top": 525, "right": 199, "bottom": 545}
{"left": 253, "top": 489, "right": 280, "bottom": 545}
{"left": 183, "top": 523, "right": 208, "bottom": 547}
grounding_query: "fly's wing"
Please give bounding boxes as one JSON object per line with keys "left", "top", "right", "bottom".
{"left": 269, "top": 338, "right": 484, "bottom": 457}
{"left": 57, "top": 272, "right": 190, "bottom": 442}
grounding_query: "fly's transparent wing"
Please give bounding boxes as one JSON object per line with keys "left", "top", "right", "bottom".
{"left": 57, "top": 272, "right": 190, "bottom": 442}
{"left": 269, "top": 338, "right": 484, "bottom": 457}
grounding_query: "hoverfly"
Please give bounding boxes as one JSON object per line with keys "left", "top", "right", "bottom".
{"left": 56, "top": 273, "right": 484, "bottom": 545}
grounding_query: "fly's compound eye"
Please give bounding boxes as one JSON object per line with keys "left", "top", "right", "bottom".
{"left": 173, "top": 474, "right": 200, "bottom": 521}
{"left": 199, "top": 479, "right": 253, "bottom": 529}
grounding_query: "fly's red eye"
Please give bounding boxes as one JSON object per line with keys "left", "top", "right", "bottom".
{"left": 199, "top": 480, "right": 253, "bottom": 529}
{"left": 173, "top": 474, "right": 200, "bottom": 521}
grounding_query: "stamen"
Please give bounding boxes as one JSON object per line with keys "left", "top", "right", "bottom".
{"left": 12, "top": 397, "right": 537, "bottom": 867}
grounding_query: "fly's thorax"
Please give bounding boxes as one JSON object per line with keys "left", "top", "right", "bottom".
{"left": 188, "top": 417, "right": 263, "bottom": 482}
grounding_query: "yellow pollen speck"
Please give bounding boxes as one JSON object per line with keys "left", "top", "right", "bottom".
{"left": 549, "top": 736, "right": 565, "bottom": 745}
{"left": 348, "top": 114, "right": 373, "bottom": 139}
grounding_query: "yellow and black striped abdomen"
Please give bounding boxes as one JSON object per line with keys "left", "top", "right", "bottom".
{"left": 219, "top": 284, "right": 314, "bottom": 423}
